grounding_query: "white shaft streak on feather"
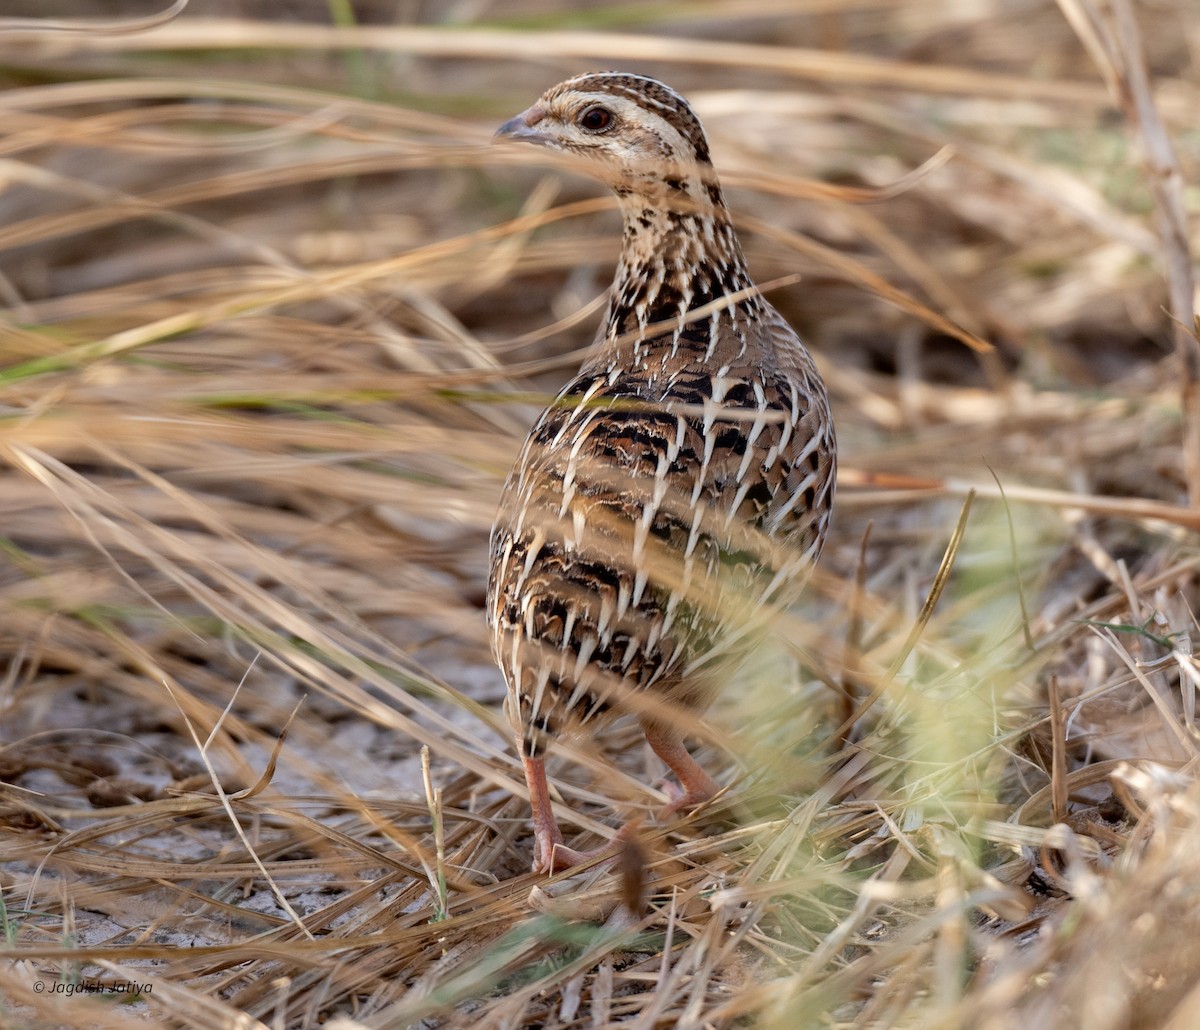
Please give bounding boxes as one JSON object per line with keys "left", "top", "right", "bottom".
{"left": 562, "top": 607, "right": 578, "bottom": 652}
{"left": 738, "top": 412, "right": 768, "bottom": 482}
{"left": 514, "top": 526, "right": 545, "bottom": 598}
{"left": 620, "top": 635, "right": 641, "bottom": 670}
{"left": 726, "top": 479, "right": 756, "bottom": 528}
{"left": 767, "top": 468, "right": 819, "bottom": 534}
{"left": 667, "top": 414, "right": 687, "bottom": 463}
{"left": 564, "top": 664, "right": 597, "bottom": 714}
{"left": 597, "top": 590, "right": 615, "bottom": 641}
{"left": 790, "top": 430, "right": 824, "bottom": 473}
{"left": 693, "top": 409, "right": 719, "bottom": 506}
{"left": 684, "top": 500, "right": 706, "bottom": 559}
{"left": 529, "top": 665, "right": 552, "bottom": 729}
{"left": 558, "top": 418, "right": 595, "bottom": 518}
{"left": 572, "top": 635, "right": 597, "bottom": 686}
{"left": 616, "top": 576, "right": 632, "bottom": 619}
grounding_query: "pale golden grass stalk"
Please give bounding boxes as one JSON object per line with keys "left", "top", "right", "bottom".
{"left": 1056, "top": 0, "right": 1200, "bottom": 507}
{"left": 1, "top": 2, "right": 1197, "bottom": 1027}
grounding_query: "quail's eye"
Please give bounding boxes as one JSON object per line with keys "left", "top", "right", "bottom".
{"left": 577, "top": 105, "right": 613, "bottom": 132}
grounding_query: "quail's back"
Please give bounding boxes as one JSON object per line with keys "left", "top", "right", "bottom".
{"left": 487, "top": 72, "right": 835, "bottom": 873}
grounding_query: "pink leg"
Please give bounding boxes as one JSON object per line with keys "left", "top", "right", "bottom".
{"left": 641, "top": 719, "right": 720, "bottom": 820}
{"left": 522, "top": 753, "right": 615, "bottom": 874}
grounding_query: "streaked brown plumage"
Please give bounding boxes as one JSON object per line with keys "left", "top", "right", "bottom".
{"left": 488, "top": 72, "right": 835, "bottom": 873}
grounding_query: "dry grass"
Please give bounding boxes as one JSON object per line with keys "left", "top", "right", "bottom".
{"left": 1, "top": 1, "right": 1198, "bottom": 1027}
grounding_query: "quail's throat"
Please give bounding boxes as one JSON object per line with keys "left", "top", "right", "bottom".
{"left": 604, "top": 186, "right": 759, "bottom": 345}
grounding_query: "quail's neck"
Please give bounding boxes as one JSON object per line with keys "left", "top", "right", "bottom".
{"left": 603, "top": 183, "right": 761, "bottom": 346}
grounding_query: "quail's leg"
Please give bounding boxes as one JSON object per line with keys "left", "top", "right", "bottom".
{"left": 641, "top": 718, "right": 720, "bottom": 820}
{"left": 522, "top": 752, "right": 616, "bottom": 874}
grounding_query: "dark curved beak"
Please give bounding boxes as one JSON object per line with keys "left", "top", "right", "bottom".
{"left": 495, "top": 104, "right": 553, "bottom": 147}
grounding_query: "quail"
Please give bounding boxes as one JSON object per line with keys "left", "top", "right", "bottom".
{"left": 487, "top": 72, "right": 836, "bottom": 873}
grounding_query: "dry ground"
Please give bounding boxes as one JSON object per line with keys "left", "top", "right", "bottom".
{"left": 1, "top": 1, "right": 1198, "bottom": 1028}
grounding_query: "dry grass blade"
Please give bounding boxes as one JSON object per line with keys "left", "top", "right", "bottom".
{"left": 832, "top": 489, "right": 975, "bottom": 741}
{"left": 0, "top": 0, "right": 188, "bottom": 37}
{"left": 19, "top": 20, "right": 1131, "bottom": 105}
{"left": 1056, "top": 0, "right": 1200, "bottom": 506}
{"left": 741, "top": 213, "right": 993, "bottom": 353}
{"left": 2, "top": 1, "right": 1198, "bottom": 1027}
{"left": 1047, "top": 675, "right": 1069, "bottom": 823}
